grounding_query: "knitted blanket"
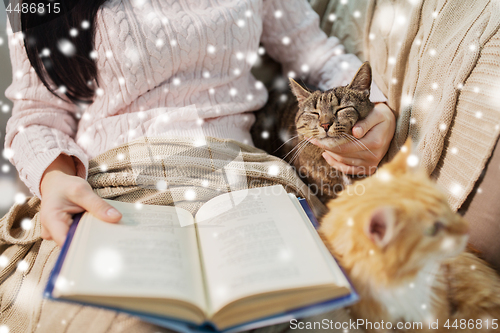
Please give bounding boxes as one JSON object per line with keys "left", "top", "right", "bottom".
{"left": 0, "top": 137, "right": 360, "bottom": 333}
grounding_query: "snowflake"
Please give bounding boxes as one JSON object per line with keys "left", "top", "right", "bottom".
{"left": 89, "top": 50, "right": 98, "bottom": 59}
{"left": 432, "top": 82, "right": 439, "bottom": 90}
{"left": 246, "top": 94, "right": 254, "bottom": 101}
{"left": 99, "top": 164, "right": 108, "bottom": 172}
{"left": 229, "top": 88, "right": 238, "bottom": 96}
{"left": 280, "top": 94, "right": 288, "bottom": 102}
{"left": 161, "top": 17, "right": 168, "bottom": 24}
{"left": 347, "top": 218, "right": 354, "bottom": 226}
{"left": 202, "top": 71, "right": 210, "bottom": 79}
{"left": 450, "top": 147, "right": 458, "bottom": 154}
{"left": 429, "top": 49, "right": 437, "bottom": 56}
{"left": 170, "top": 39, "right": 177, "bottom": 47}
{"left": 421, "top": 304, "right": 427, "bottom": 310}
{"left": 369, "top": 249, "right": 374, "bottom": 255}
{"left": 407, "top": 154, "right": 419, "bottom": 167}
{"left": 156, "top": 39, "right": 164, "bottom": 47}
{"left": 340, "top": 0, "right": 348, "bottom": 4}
{"left": 233, "top": 68, "right": 241, "bottom": 76}
{"left": 439, "top": 123, "right": 447, "bottom": 131}
{"left": 369, "top": 33, "right": 375, "bottom": 40}
{"left": 261, "top": 131, "right": 270, "bottom": 139}
{"left": 156, "top": 180, "right": 167, "bottom": 191}
{"left": 41, "top": 48, "right": 50, "bottom": 57}
{"left": 207, "top": 44, "right": 216, "bottom": 54}
{"left": 470, "top": 265, "right": 476, "bottom": 270}
{"left": 0, "top": 324, "right": 9, "bottom": 333}
{"left": 0, "top": 255, "right": 9, "bottom": 268}
{"left": 58, "top": 85, "right": 67, "bottom": 94}
{"left": 391, "top": 78, "right": 398, "bottom": 84}
{"left": 353, "top": 11, "right": 361, "bottom": 18}
{"left": 457, "top": 83, "right": 464, "bottom": 90}
{"left": 469, "top": 44, "right": 477, "bottom": 52}
{"left": 237, "top": 19, "right": 245, "bottom": 27}
{"left": 449, "top": 182, "right": 464, "bottom": 197}
{"left": 2, "top": 104, "right": 11, "bottom": 113}
{"left": 117, "top": 153, "right": 125, "bottom": 160}
{"left": 118, "top": 77, "right": 125, "bottom": 85}
{"left": 287, "top": 71, "right": 296, "bottom": 78}
{"left": 341, "top": 61, "right": 349, "bottom": 69}
{"left": 184, "top": 189, "right": 196, "bottom": 201}
{"left": 1, "top": 164, "right": 10, "bottom": 173}
{"left": 328, "top": 14, "right": 337, "bottom": 22}
{"left": 81, "top": 20, "right": 90, "bottom": 29}
{"left": 475, "top": 111, "right": 483, "bottom": 119}
{"left": 255, "top": 81, "right": 264, "bottom": 90}
{"left": 135, "top": 202, "right": 143, "bottom": 210}
{"left": 20, "top": 218, "right": 32, "bottom": 231}
{"left": 267, "top": 165, "right": 279, "bottom": 176}
{"left": 209, "top": 88, "right": 215, "bottom": 94}
{"left": 2, "top": 148, "right": 14, "bottom": 159}
{"left": 474, "top": 87, "right": 480, "bottom": 93}
{"left": 201, "top": 179, "right": 209, "bottom": 187}
{"left": 388, "top": 57, "right": 396, "bottom": 65}
{"left": 0, "top": 38, "right": 3, "bottom": 46}
{"left": 96, "top": 88, "right": 104, "bottom": 96}
{"left": 432, "top": 11, "right": 438, "bottom": 18}
{"left": 69, "top": 28, "right": 78, "bottom": 37}
{"left": 17, "top": 260, "right": 28, "bottom": 272}
{"left": 301, "top": 64, "right": 309, "bottom": 73}
{"left": 281, "top": 36, "right": 291, "bottom": 45}
{"left": 258, "top": 47, "right": 265, "bottom": 55}
{"left": 173, "top": 78, "right": 181, "bottom": 86}
{"left": 57, "top": 39, "right": 76, "bottom": 57}
{"left": 236, "top": 52, "right": 244, "bottom": 60}
{"left": 409, "top": 282, "right": 415, "bottom": 288}
{"left": 246, "top": 52, "right": 258, "bottom": 65}
{"left": 427, "top": 95, "right": 434, "bottom": 102}
{"left": 274, "top": 10, "right": 283, "bottom": 18}
{"left": 397, "top": 15, "right": 406, "bottom": 25}
{"left": 378, "top": 170, "right": 392, "bottom": 182}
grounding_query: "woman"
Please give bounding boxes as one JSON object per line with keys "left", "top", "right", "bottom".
{"left": 5, "top": 0, "right": 395, "bottom": 246}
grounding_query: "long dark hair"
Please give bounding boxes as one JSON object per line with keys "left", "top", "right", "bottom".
{"left": 20, "top": 0, "right": 107, "bottom": 104}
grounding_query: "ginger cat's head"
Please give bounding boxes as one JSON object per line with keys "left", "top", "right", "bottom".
{"left": 289, "top": 62, "right": 374, "bottom": 149}
{"left": 320, "top": 140, "right": 469, "bottom": 286}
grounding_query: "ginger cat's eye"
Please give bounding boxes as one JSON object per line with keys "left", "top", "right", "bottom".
{"left": 426, "top": 221, "right": 445, "bottom": 236}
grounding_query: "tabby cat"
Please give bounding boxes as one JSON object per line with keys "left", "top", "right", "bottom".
{"left": 251, "top": 62, "right": 374, "bottom": 203}
{"left": 320, "top": 139, "right": 500, "bottom": 333}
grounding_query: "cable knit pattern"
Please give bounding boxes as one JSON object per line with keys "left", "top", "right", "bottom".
{"left": 5, "top": 0, "right": 386, "bottom": 199}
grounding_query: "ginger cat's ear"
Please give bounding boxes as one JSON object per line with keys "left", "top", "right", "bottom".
{"left": 366, "top": 206, "right": 397, "bottom": 248}
{"left": 289, "top": 78, "right": 311, "bottom": 104}
{"left": 380, "top": 138, "right": 417, "bottom": 175}
{"left": 348, "top": 61, "right": 372, "bottom": 96}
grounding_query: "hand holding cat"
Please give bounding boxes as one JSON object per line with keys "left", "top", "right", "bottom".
{"left": 309, "top": 103, "right": 395, "bottom": 176}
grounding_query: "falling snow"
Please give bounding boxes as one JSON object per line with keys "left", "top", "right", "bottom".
{"left": 57, "top": 39, "right": 76, "bottom": 57}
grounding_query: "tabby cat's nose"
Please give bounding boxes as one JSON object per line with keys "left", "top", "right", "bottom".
{"left": 321, "top": 123, "right": 332, "bottom": 131}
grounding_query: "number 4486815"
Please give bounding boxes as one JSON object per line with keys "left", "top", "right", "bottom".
{"left": 6, "top": 3, "right": 61, "bottom": 14}
{"left": 444, "top": 319, "right": 498, "bottom": 330}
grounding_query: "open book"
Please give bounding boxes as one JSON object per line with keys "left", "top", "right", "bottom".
{"left": 45, "top": 185, "right": 357, "bottom": 333}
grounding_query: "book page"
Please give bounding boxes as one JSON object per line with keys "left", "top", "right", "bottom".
{"left": 56, "top": 200, "right": 207, "bottom": 311}
{"left": 194, "top": 185, "right": 348, "bottom": 313}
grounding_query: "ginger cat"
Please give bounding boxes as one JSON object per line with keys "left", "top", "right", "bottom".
{"left": 320, "top": 140, "right": 500, "bottom": 332}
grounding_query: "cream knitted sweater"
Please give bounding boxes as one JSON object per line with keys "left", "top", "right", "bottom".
{"left": 5, "top": 0, "right": 385, "bottom": 199}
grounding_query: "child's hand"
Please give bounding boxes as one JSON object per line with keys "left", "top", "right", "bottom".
{"left": 308, "top": 103, "right": 395, "bottom": 176}
{"left": 39, "top": 154, "right": 122, "bottom": 246}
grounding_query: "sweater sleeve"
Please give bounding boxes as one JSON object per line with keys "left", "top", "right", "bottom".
{"left": 4, "top": 29, "right": 89, "bottom": 199}
{"left": 261, "top": 0, "right": 386, "bottom": 103}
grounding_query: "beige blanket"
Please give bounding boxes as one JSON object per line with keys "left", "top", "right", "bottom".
{"left": 0, "top": 137, "right": 361, "bottom": 333}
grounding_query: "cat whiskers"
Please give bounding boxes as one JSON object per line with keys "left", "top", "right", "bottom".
{"left": 339, "top": 133, "right": 377, "bottom": 158}
{"left": 289, "top": 138, "right": 316, "bottom": 164}
{"left": 274, "top": 135, "right": 300, "bottom": 154}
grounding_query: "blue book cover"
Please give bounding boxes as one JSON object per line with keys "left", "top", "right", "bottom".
{"left": 44, "top": 197, "right": 358, "bottom": 333}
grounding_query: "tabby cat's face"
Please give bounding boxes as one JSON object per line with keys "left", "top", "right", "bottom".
{"left": 290, "top": 62, "right": 375, "bottom": 148}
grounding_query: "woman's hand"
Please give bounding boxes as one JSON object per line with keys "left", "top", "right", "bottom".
{"left": 309, "top": 103, "right": 395, "bottom": 176}
{"left": 39, "top": 154, "right": 122, "bottom": 246}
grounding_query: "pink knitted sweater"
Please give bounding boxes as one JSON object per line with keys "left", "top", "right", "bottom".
{"left": 5, "top": 0, "right": 386, "bottom": 199}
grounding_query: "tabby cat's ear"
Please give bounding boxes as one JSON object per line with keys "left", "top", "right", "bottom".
{"left": 289, "top": 78, "right": 311, "bottom": 104}
{"left": 380, "top": 138, "right": 415, "bottom": 175}
{"left": 348, "top": 62, "right": 372, "bottom": 96}
{"left": 366, "top": 206, "right": 396, "bottom": 248}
